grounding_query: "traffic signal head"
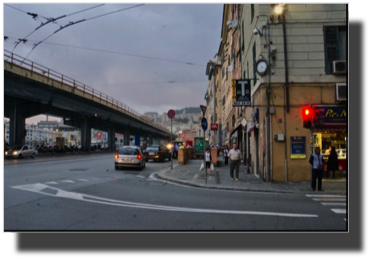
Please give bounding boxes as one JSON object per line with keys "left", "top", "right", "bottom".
{"left": 302, "top": 106, "right": 313, "bottom": 129}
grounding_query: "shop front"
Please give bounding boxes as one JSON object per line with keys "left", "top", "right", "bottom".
{"left": 311, "top": 104, "right": 347, "bottom": 179}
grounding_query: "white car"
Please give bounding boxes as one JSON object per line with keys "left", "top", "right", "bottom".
{"left": 115, "top": 146, "right": 145, "bottom": 170}
{"left": 5, "top": 145, "right": 38, "bottom": 159}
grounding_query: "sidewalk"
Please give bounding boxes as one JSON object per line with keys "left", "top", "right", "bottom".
{"left": 157, "top": 156, "right": 347, "bottom": 194}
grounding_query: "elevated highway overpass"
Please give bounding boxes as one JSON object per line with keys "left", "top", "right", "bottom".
{"left": 4, "top": 50, "right": 174, "bottom": 148}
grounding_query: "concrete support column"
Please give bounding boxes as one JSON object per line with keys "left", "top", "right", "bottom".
{"left": 123, "top": 128, "right": 130, "bottom": 146}
{"left": 108, "top": 126, "right": 115, "bottom": 150}
{"left": 134, "top": 133, "right": 140, "bottom": 146}
{"left": 8, "top": 104, "right": 26, "bottom": 147}
{"left": 80, "top": 118, "right": 91, "bottom": 149}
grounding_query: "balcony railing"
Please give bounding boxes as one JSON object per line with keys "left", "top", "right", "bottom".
{"left": 4, "top": 50, "right": 170, "bottom": 134}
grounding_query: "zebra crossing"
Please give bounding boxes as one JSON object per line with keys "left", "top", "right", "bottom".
{"left": 306, "top": 194, "right": 347, "bottom": 221}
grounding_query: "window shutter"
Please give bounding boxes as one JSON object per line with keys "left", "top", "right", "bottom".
{"left": 253, "top": 43, "right": 257, "bottom": 85}
{"left": 324, "top": 26, "right": 339, "bottom": 75}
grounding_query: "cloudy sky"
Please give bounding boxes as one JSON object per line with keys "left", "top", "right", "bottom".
{"left": 4, "top": 2, "right": 223, "bottom": 123}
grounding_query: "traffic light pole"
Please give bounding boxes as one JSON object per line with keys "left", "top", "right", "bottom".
{"left": 310, "top": 127, "right": 314, "bottom": 184}
{"left": 204, "top": 127, "right": 207, "bottom": 184}
{"left": 171, "top": 118, "right": 173, "bottom": 170}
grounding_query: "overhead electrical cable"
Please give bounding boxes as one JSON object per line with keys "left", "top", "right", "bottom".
{"left": 94, "top": 80, "right": 208, "bottom": 87}
{"left": 5, "top": 36, "right": 204, "bottom": 67}
{"left": 20, "top": 4, "right": 145, "bottom": 62}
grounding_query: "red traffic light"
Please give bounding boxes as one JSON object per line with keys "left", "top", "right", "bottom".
{"left": 302, "top": 106, "right": 314, "bottom": 128}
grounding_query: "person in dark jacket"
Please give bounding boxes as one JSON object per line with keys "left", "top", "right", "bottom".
{"left": 327, "top": 146, "right": 338, "bottom": 179}
{"left": 309, "top": 147, "right": 324, "bottom": 191}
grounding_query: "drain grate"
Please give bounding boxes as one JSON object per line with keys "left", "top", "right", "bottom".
{"left": 69, "top": 169, "right": 88, "bottom": 171}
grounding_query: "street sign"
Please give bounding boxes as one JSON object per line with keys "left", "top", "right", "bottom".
{"left": 232, "top": 79, "right": 251, "bottom": 106}
{"left": 242, "top": 118, "right": 247, "bottom": 128}
{"left": 201, "top": 117, "right": 208, "bottom": 131}
{"left": 208, "top": 132, "right": 211, "bottom": 137}
{"left": 200, "top": 105, "right": 207, "bottom": 117}
{"left": 167, "top": 109, "right": 175, "bottom": 119}
{"left": 210, "top": 123, "right": 218, "bottom": 131}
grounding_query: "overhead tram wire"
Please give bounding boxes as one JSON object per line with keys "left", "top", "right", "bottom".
{"left": 20, "top": 4, "right": 146, "bottom": 63}
{"left": 8, "top": 4, "right": 106, "bottom": 53}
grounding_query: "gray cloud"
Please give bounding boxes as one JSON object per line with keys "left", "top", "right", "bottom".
{"left": 4, "top": 3, "right": 223, "bottom": 123}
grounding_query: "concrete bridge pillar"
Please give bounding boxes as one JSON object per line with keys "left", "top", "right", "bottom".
{"left": 123, "top": 128, "right": 130, "bottom": 146}
{"left": 80, "top": 118, "right": 91, "bottom": 149}
{"left": 108, "top": 126, "right": 115, "bottom": 150}
{"left": 8, "top": 104, "right": 26, "bottom": 147}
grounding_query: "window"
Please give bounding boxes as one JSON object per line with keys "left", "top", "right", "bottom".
{"left": 251, "top": 4, "right": 255, "bottom": 22}
{"left": 323, "top": 26, "right": 347, "bottom": 74}
{"left": 247, "top": 62, "right": 249, "bottom": 80}
{"left": 241, "top": 21, "right": 245, "bottom": 52}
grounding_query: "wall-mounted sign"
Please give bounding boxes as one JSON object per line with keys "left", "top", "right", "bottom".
{"left": 290, "top": 136, "right": 306, "bottom": 159}
{"left": 211, "top": 123, "right": 218, "bottom": 130}
{"left": 312, "top": 105, "right": 347, "bottom": 130}
{"left": 232, "top": 79, "right": 251, "bottom": 106}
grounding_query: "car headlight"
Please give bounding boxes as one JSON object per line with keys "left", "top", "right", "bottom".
{"left": 13, "top": 151, "right": 18, "bottom": 155}
{"left": 5, "top": 152, "right": 7, "bottom": 155}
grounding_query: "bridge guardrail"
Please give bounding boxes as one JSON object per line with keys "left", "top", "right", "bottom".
{"left": 4, "top": 50, "right": 171, "bottom": 135}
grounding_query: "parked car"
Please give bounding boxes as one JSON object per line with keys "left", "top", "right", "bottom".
{"left": 115, "top": 146, "right": 145, "bottom": 170}
{"left": 5, "top": 145, "right": 38, "bottom": 159}
{"left": 143, "top": 145, "right": 171, "bottom": 162}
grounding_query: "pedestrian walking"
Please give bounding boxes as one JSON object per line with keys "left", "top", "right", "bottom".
{"left": 309, "top": 147, "right": 324, "bottom": 191}
{"left": 327, "top": 146, "right": 338, "bottom": 179}
{"left": 228, "top": 143, "right": 242, "bottom": 181}
{"left": 224, "top": 145, "right": 229, "bottom": 165}
{"left": 205, "top": 147, "right": 213, "bottom": 175}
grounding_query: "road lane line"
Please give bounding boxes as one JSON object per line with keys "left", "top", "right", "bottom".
{"left": 45, "top": 181, "right": 58, "bottom": 185}
{"left": 321, "top": 202, "right": 346, "bottom": 206}
{"left": 331, "top": 209, "right": 346, "bottom": 214}
{"left": 306, "top": 194, "right": 346, "bottom": 198}
{"left": 11, "top": 183, "right": 318, "bottom": 218}
{"left": 312, "top": 198, "right": 346, "bottom": 201}
{"left": 60, "top": 180, "right": 75, "bottom": 183}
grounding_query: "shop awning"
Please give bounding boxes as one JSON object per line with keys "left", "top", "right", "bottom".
{"left": 229, "top": 124, "right": 242, "bottom": 139}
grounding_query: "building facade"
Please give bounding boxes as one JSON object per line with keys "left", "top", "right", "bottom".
{"left": 208, "top": 4, "right": 347, "bottom": 182}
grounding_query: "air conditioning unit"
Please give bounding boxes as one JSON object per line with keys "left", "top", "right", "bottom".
{"left": 332, "top": 60, "right": 347, "bottom": 75}
{"left": 335, "top": 83, "right": 347, "bottom": 101}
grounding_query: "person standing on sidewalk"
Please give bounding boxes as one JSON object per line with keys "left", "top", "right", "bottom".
{"left": 205, "top": 147, "right": 212, "bottom": 175}
{"left": 228, "top": 143, "right": 242, "bottom": 181}
{"left": 327, "top": 146, "right": 338, "bottom": 179}
{"left": 309, "top": 147, "right": 324, "bottom": 191}
{"left": 224, "top": 145, "right": 229, "bottom": 165}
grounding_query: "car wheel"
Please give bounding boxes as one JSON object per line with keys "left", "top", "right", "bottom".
{"left": 18, "top": 154, "right": 23, "bottom": 159}
{"left": 115, "top": 166, "right": 118, "bottom": 170}
{"left": 143, "top": 161, "right": 146, "bottom": 168}
{"left": 31, "top": 153, "right": 35, "bottom": 159}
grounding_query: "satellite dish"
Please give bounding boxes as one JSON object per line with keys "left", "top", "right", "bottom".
{"left": 226, "top": 20, "right": 231, "bottom": 26}
{"left": 231, "top": 20, "right": 238, "bottom": 28}
{"left": 227, "top": 65, "right": 234, "bottom": 72}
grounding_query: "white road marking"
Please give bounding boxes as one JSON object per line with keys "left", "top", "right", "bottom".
{"left": 45, "top": 181, "right": 58, "bottom": 185}
{"left": 136, "top": 175, "right": 145, "bottom": 178}
{"left": 321, "top": 202, "right": 346, "bottom": 206}
{"left": 77, "top": 179, "right": 90, "bottom": 182}
{"left": 312, "top": 198, "right": 346, "bottom": 201}
{"left": 11, "top": 183, "right": 318, "bottom": 218}
{"left": 331, "top": 208, "right": 346, "bottom": 214}
{"left": 306, "top": 194, "right": 346, "bottom": 198}
{"left": 60, "top": 180, "right": 75, "bottom": 183}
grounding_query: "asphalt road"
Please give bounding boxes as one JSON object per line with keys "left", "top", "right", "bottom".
{"left": 4, "top": 153, "right": 347, "bottom": 231}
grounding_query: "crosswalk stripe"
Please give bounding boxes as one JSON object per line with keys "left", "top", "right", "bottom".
{"left": 306, "top": 194, "right": 346, "bottom": 198}
{"left": 331, "top": 208, "right": 346, "bottom": 214}
{"left": 60, "top": 180, "right": 75, "bottom": 183}
{"left": 312, "top": 198, "right": 346, "bottom": 201}
{"left": 321, "top": 202, "right": 346, "bottom": 206}
{"left": 45, "top": 181, "right": 58, "bottom": 184}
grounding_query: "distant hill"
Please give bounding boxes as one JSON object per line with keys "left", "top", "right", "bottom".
{"left": 173, "top": 107, "right": 200, "bottom": 114}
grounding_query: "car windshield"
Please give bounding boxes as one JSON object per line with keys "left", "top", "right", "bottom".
{"left": 119, "top": 148, "right": 140, "bottom": 155}
{"left": 146, "top": 147, "right": 159, "bottom": 151}
{"left": 11, "top": 146, "right": 23, "bottom": 150}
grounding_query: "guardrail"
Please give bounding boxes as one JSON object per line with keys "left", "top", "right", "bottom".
{"left": 4, "top": 50, "right": 171, "bottom": 135}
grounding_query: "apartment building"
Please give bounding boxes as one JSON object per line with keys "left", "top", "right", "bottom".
{"left": 212, "top": 4, "right": 347, "bottom": 182}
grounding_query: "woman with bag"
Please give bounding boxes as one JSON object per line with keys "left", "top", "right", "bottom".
{"left": 224, "top": 145, "right": 229, "bottom": 165}
{"left": 327, "top": 146, "right": 338, "bottom": 179}
{"left": 205, "top": 147, "right": 213, "bottom": 175}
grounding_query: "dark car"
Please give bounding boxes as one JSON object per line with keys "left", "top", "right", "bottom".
{"left": 144, "top": 145, "right": 171, "bottom": 162}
